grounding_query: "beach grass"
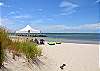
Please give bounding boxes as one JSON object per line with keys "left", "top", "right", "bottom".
{"left": 0, "top": 28, "right": 9, "bottom": 68}
{"left": 0, "top": 27, "right": 42, "bottom": 69}
{"left": 17, "top": 41, "right": 42, "bottom": 61}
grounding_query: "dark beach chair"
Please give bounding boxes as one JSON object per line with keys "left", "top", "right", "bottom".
{"left": 40, "top": 39, "right": 45, "bottom": 45}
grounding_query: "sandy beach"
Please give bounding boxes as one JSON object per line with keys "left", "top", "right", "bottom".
{"left": 1, "top": 0, "right": 100, "bottom": 70}
{"left": 1, "top": 42, "right": 99, "bottom": 71}
{"left": 39, "top": 42, "right": 100, "bottom": 71}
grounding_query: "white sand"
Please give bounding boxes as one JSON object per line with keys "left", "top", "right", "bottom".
{"left": 1, "top": 43, "right": 100, "bottom": 71}
{"left": 40, "top": 43, "right": 100, "bottom": 71}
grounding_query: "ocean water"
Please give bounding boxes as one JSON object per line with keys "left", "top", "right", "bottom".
{"left": 39, "top": 33, "right": 100, "bottom": 44}
{"left": 10, "top": 33, "right": 100, "bottom": 44}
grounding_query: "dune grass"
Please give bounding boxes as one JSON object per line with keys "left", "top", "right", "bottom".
{"left": 12, "top": 41, "right": 42, "bottom": 61}
{"left": 0, "top": 27, "right": 42, "bottom": 68}
{"left": 21, "top": 42, "right": 42, "bottom": 61}
{"left": 0, "top": 28, "right": 9, "bottom": 68}
{"left": 0, "top": 43, "right": 5, "bottom": 68}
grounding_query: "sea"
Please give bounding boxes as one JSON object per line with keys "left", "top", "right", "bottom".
{"left": 39, "top": 33, "right": 100, "bottom": 44}
{"left": 10, "top": 33, "right": 100, "bottom": 44}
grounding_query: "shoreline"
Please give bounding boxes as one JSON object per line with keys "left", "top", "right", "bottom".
{"left": 9, "top": 35, "right": 100, "bottom": 44}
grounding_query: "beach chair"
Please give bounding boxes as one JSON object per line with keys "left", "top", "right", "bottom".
{"left": 48, "top": 42, "right": 55, "bottom": 45}
{"left": 40, "top": 39, "right": 45, "bottom": 45}
{"left": 56, "top": 42, "right": 61, "bottom": 44}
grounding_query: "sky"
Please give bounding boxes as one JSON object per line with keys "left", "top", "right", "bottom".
{"left": 0, "top": 0, "right": 100, "bottom": 33}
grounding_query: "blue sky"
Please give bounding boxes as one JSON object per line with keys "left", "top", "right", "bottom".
{"left": 0, "top": 0, "right": 100, "bottom": 33}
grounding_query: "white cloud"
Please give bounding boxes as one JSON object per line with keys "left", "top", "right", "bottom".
{"left": 9, "top": 12, "right": 15, "bottom": 14}
{"left": 52, "top": 9, "right": 76, "bottom": 17}
{"left": 0, "top": 2, "right": 11, "bottom": 7}
{"left": 53, "top": 0, "right": 79, "bottom": 17}
{"left": 72, "top": 23, "right": 100, "bottom": 30}
{"left": 0, "top": 2, "right": 4, "bottom": 6}
{"left": 59, "top": 1, "right": 78, "bottom": 8}
{"left": 8, "top": 12, "right": 16, "bottom": 16}
{"left": 0, "top": 18, "right": 15, "bottom": 26}
{"left": 79, "top": 23, "right": 100, "bottom": 29}
{"left": 60, "top": 10, "right": 76, "bottom": 16}
{"left": 59, "top": 1, "right": 79, "bottom": 13}
{"left": 96, "top": 0, "right": 100, "bottom": 3}
{"left": 44, "top": 23, "right": 100, "bottom": 32}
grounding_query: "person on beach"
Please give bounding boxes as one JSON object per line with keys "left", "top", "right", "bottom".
{"left": 34, "top": 38, "right": 39, "bottom": 44}
{"left": 40, "top": 39, "right": 45, "bottom": 45}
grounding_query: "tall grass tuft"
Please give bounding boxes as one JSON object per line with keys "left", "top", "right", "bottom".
{"left": 0, "top": 28, "right": 10, "bottom": 68}
{"left": 0, "top": 42, "right": 5, "bottom": 68}
{"left": 0, "top": 27, "right": 42, "bottom": 68}
{"left": 19, "top": 42, "right": 42, "bottom": 61}
{"left": 10, "top": 41, "right": 42, "bottom": 61}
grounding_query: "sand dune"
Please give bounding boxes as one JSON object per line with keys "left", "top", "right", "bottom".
{"left": 1, "top": 43, "right": 100, "bottom": 71}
